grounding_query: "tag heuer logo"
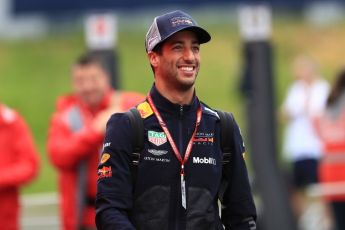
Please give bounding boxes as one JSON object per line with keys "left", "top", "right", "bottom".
{"left": 148, "top": 131, "right": 167, "bottom": 146}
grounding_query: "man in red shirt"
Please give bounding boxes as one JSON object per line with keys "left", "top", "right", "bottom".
{"left": 0, "top": 104, "right": 40, "bottom": 230}
{"left": 47, "top": 52, "right": 145, "bottom": 230}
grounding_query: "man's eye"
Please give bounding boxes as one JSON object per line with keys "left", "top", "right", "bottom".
{"left": 193, "top": 46, "right": 200, "bottom": 52}
{"left": 173, "top": 45, "right": 182, "bottom": 50}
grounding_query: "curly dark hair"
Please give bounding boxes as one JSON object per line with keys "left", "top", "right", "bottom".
{"left": 74, "top": 51, "right": 109, "bottom": 74}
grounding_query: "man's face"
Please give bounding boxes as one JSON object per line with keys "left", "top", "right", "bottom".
{"left": 292, "top": 57, "right": 316, "bottom": 83}
{"left": 71, "top": 63, "right": 110, "bottom": 108}
{"left": 152, "top": 30, "right": 200, "bottom": 91}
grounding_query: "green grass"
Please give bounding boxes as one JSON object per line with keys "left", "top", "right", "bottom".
{"left": 1, "top": 16, "right": 345, "bottom": 193}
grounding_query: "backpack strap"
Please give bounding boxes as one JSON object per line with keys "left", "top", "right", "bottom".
{"left": 125, "top": 107, "right": 144, "bottom": 189}
{"left": 125, "top": 107, "right": 144, "bottom": 165}
{"left": 215, "top": 110, "right": 235, "bottom": 165}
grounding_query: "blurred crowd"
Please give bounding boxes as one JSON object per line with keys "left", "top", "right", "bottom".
{"left": 281, "top": 55, "right": 345, "bottom": 230}
{"left": 1, "top": 51, "right": 145, "bottom": 230}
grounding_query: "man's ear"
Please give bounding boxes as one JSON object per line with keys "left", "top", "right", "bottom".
{"left": 147, "top": 51, "right": 159, "bottom": 68}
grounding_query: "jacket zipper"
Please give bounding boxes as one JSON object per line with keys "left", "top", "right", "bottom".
{"left": 179, "top": 105, "right": 184, "bottom": 155}
{"left": 177, "top": 105, "right": 186, "bottom": 230}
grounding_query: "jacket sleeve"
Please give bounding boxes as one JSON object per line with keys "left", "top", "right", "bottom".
{"left": 220, "top": 119, "right": 257, "bottom": 230}
{"left": 47, "top": 111, "right": 104, "bottom": 170}
{"left": 0, "top": 114, "right": 40, "bottom": 188}
{"left": 95, "top": 113, "right": 136, "bottom": 230}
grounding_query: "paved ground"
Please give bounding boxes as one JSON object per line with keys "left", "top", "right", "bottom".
{"left": 20, "top": 192, "right": 334, "bottom": 230}
{"left": 21, "top": 192, "right": 60, "bottom": 230}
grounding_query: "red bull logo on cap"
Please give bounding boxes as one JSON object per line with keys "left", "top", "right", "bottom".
{"left": 170, "top": 17, "right": 193, "bottom": 27}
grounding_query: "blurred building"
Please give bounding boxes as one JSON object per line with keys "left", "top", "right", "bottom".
{"left": 0, "top": 0, "right": 47, "bottom": 39}
{"left": 0, "top": 0, "right": 343, "bottom": 40}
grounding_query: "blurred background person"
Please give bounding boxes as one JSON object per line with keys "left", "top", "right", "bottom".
{"left": 315, "top": 68, "right": 345, "bottom": 230}
{"left": 280, "top": 55, "right": 330, "bottom": 221}
{"left": 47, "top": 52, "right": 145, "bottom": 230}
{"left": 0, "top": 103, "right": 40, "bottom": 230}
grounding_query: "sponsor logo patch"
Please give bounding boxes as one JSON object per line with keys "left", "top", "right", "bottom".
{"left": 103, "top": 142, "right": 111, "bottom": 150}
{"left": 98, "top": 166, "right": 112, "bottom": 179}
{"left": 193, "top": 157, "right": 216, "bottom": 165}
{"left": 100, "top": 153, "right": 110, "bottom": 164}
{"left": 194, "top": 132, "right": 214, "bottom": 145}
{"left": 143, "top": 156, "right": 170, "bottom": 163}
{"left": 170, "top": 17, "right": 193, "bottom": 27}
{"left": 137, "top": 101, "right": 153, "bottom": 119}
{"left": 148, "top": 131, "right": 167, "bottom": 146}
{"left": 148, "top": 149, "right": 168, "bottom": 156}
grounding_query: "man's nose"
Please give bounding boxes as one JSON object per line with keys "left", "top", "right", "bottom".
{"left": 82, "top": 79, "right": 97, "bottom": 92}
{"left": 183, "top": 48, "right": 195, "bottom": 61}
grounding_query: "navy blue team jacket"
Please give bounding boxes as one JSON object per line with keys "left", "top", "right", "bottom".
{"left": 96, "top": 85, "right": 256, "bottom": 230}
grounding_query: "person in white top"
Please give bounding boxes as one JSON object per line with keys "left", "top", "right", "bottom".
{"left": 281, "top": 55, "right": 330, "bottom": 219}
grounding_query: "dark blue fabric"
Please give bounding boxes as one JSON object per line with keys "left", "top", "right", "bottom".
{"left": 292, "top": 158, "right": 319, "bottom": 188}
{"left": 331, "top": 201, "right": 345, "bottom": 230}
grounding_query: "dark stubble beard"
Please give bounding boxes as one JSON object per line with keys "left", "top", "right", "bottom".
{"left": 174, "top": 61, "right": 199, "bottom": 92}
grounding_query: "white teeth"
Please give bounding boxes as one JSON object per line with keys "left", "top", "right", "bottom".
{"left": 180, "top": 66, "right": 193, "bottom": 71}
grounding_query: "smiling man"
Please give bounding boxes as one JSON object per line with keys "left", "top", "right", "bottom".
{"left": 96, "top": 10, "right": 257, "bottom": 230}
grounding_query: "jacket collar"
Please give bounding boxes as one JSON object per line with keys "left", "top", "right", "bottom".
{"left": 149, "top": 84, "right": 199, "bottom": 115}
